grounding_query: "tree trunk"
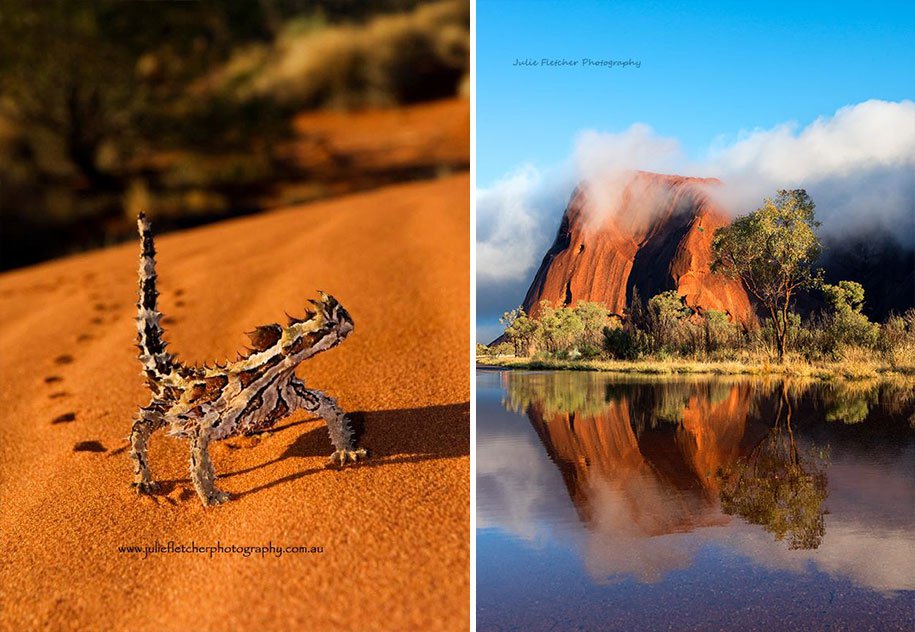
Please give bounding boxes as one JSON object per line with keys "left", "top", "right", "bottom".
{"left": 767, "top": 304, "right": 786, "bottom": 361}
{"left": 776, "top": 325, "right": 787, "bottom": 362}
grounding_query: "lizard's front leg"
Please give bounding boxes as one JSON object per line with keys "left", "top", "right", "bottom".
{"left": 288, "top": 380, "right": 367, "bottom": 467}
{"left": 189, "top": 428, "right": 231, "bottom": 506}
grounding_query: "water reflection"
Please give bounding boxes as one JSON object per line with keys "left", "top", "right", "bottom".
{"left": 480, "top": 370, "right": 915, "bottom": 591}
{"left": 718, "top": 382, "right": 829, "bottom": 550}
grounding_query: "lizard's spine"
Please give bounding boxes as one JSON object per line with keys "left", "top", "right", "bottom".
{"left": 136, "top": 212, "right": 174, "bottom": 381}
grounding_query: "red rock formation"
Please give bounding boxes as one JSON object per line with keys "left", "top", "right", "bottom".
{"left": 522, "top": 171, "right": 753, "bottom": 322}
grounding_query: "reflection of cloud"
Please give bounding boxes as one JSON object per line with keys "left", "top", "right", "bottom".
{"left": 723, "top": 521, "right": 915, "bottom": 594}
{"left": 582, "top": 474, "right": 725, "bottom": 583}
{"left": 477, "top": 437, "right": 550, "bottom": 540}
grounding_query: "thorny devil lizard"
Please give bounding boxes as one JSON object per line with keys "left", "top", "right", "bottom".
{"left": 129, "top": 213, "right": 367, "bottom": 506}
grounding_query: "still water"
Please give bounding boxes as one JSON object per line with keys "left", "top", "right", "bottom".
{"left": 477, "top": 369, "right": 915, "bottom": 631}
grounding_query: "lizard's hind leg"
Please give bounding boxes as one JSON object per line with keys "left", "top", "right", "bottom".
{"left": 287, "top": 380, "right": 367, "bottom": 467}
{"left": 189, "top": 429, "right": 230, "bottom": 506}
{"left": 130, "top": 405, "right": 166, "bottom": 494}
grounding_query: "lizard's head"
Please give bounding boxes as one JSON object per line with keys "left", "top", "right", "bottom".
{"left": 279, "top": 292, "right": 354, "bottom": 361}
{"left": 313, "top": 291, "right": 354, "bottom": 340}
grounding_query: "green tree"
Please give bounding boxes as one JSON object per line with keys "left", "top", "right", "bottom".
{"left": 647, "top": 290, "right": 692, "bottom": 351}
{"left": 821, "top": 280, "right": 879, "bottom": 349}
{"left": 704, "top": 309, "right": 736, "bottom": 355}
{"left": 572, "top": 301, "right": 611, "bottom": 355}
{"left": 538, "top": 303, "right": 584, "bottom": 355}
{"left": 500, "top": 307, "right": 539, "bottom": 356}
{"left": 712, "top": 189, "right": 823, "bottom": 361}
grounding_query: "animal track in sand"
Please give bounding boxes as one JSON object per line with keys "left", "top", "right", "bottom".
{"left": 48, "top": 392, "right": 69, "bottom": 399}
{"left": 90, "top": 316, "right": 104, "bottom": 325}
{"left": 44, "top": 375, "right": 63, "bottom": 384}
{"left": 73, "top": 441, "right": 106, "bottom": 453}
{"left": 55, "top": 354, "right": 74, "bottom": 365}
{"left": 52, "top": 412, "right": 76, "bottom": 424}
{"left": 76, "top": 333, "right": 93, "bottom": 343}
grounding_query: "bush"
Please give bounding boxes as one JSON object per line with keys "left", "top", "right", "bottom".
{"left": 879, "top": 309, "right": 915, "bottom": 368}
{"left": 603, "top": 324, "right": 651, "bottom": 360}
{"left": 491, "top": 342, "right": 515, "bottom": 357}
{"left": 820, "top": 281, "right": 879, "bottom": 351}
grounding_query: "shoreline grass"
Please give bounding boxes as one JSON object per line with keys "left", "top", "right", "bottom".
{"left": 476, "top": 356, "right": 915, "bottom": 381}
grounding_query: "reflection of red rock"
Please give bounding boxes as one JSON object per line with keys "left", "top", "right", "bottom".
{"left": 526, "top": 381, "right": 754, "bottom": 537}
{"left": 676, "top": 384, "right": 754, "bottom": 493}
{"left": 522, "top": 171, "right": 753, "bottom": 322}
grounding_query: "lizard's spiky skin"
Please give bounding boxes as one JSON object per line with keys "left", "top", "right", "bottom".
{"left": 129, "top": 213, "right": 366, "bottom": 506}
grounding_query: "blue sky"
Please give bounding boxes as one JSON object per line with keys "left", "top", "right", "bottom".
{"left": 475, "top": 0, "right": 915, "bottom": 341}
{"left": 477, "top": 0, "right": 915, "bottom": 187}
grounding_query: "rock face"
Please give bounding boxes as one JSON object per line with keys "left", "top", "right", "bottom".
{"left": 522, "top": 171, "right": 753, "bottom": 322}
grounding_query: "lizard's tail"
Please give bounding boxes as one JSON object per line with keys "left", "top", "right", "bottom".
{"left": 136, "top": 212, "right": 175, "bottom": 381}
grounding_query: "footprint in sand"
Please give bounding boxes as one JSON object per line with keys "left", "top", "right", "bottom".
{"left": 90, "top": 316, "right": 104, "bottom": 325}
{"left": 73, "top": 441, "right": 106, "bottom": 453}
{"left": 54, "top": 354, "right": 74, "bottom": 365}
{"left": 76, "top": 333, "right": 93, "bottom": 343}
{"left": 48, "top": 392, "right": 69, "bottom": 400}
{"left": 52, "top": 412, "right": 76, "bottom": 424}
{"left": 44, "top": 375, "right": 63, "bottom": 384}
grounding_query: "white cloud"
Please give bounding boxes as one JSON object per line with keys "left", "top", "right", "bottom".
{"left": 476, "top": 99, "right": 915, "bottom": 318}
{"left": 476, "top": 164, "right": 575, "bottom": 284}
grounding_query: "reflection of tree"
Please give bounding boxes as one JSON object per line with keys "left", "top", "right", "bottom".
{"left": 503, "top": 371, "right": 618, "bottom": 418}
{"left": 822, "top": 382, "right": 877, "bottom": 424}
{"left": 718, "top": 383, "right": 829, "bottom": 550}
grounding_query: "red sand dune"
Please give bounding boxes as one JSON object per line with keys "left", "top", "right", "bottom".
{"left": 0, "top": 175, "right": 469, "bottom": 631}
{"left": 522, "top": 171, "right": 752, "bottom": 322}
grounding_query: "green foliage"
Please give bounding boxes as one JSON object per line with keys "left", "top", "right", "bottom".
{"left": 820, "top": 281, "right": 879, "bottom": 350}
{"left": 603, "top": 321, "right": 650, "bottom": 360}
{"left": 712, "top": 190, "right": 823, "bottom": 360}
{"left": 703, "top": 309, "right": 739, "bottom": 355}
{"left": 491, "top": 342, "right": 514, "bottom": 357}
{"left": 538, "top": 302, "right": 584, "bottom": 353}
{"left": 823, "top": 280, "right": 865, "bottom": 311}
{"left": 879, "top": 309, "right": 915, "bottom": 369}
{"left": 500, "top": 307, "right": 539, "bottom": 356}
